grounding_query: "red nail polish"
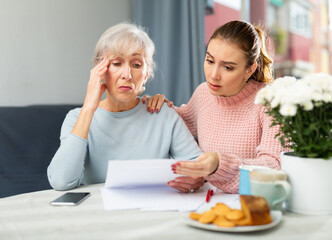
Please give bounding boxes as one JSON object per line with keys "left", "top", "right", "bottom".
{"left": 147, "top": 107, "right": 150, "bottom": 111}
{"left": 150, "top": 109, "right": 154, "bottom": 113}
{"left": 156, "top": 108, "right": 159, "bottom": 113}
{"left": 143, "top": 100, "right": 145, "bottom": 104}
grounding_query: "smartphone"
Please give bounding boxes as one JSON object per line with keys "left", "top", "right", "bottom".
{"left": 50, "top": 192, "right": 90, "bottom": 206}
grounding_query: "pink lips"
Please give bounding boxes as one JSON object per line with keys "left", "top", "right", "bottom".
{"left": 118, "top": 86, "right": 132, "bottom": 91}
{"left": 208, "top": 82, "right": 221, "bottom": 91}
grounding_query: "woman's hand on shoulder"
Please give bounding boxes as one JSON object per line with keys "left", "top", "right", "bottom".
{"left": 83, "top": 57, "right": 109, "bottom": 112}
{"left": 167, "top": 176, "right": 205, "bottom": 193}
{"left": 142, "top": 94, "right": 173, "bottom": 114}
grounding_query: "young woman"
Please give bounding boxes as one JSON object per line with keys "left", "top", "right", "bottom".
{"left": 145, "top": 20, "right": 286, "bottom": 193}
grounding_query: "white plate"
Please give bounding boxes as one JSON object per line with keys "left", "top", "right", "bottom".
{"left": 184, "top": 210, "right": 282, "bottom": 232}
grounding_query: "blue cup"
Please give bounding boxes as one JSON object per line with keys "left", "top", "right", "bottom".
{"left": 239, "top": 165, "right": 269, "bottom": 195}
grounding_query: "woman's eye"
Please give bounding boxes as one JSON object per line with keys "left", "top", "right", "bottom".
{"left": 112, "top": 62, "right": 121, "bottom": 66}
{"left": 224, "top": 66, "right": 233, "bottom": 71}
{"left": 205, "top": 59, "right": 214, "bottom": 64}
{"left": 133, "top": 63, "right": 142, "bottom": 68}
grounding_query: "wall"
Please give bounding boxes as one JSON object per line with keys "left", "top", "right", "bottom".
{"left": 205, "top": 1, "right": 240, "bottom": 44}
{"left": 0, "top": 0, "right": 132, "bottom": 106}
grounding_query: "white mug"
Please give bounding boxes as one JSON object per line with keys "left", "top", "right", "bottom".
{"left": 250, "top": 168, "right": 291, "bottom": 211}
{"left": 239, "top": 165, "right": 270, "bottom": 195}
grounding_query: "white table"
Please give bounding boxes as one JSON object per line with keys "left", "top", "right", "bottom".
{"left": 0, "top": 183, "right": 331, "bottom": 240}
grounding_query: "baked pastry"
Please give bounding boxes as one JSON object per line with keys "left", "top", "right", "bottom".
{"left": 189, "top": 212, "right": 201, "bottom": 220}
{"left": 240, "top": 195, "right": 272, "bottom": 226}
{"left": 213, "top": 216, "right": 236, "bottom": 227}
{"left": 199, "top": 210, "right": 216, "bottom": 224}
{"left": 211, "top": 203, "right": 231, "bottom": 216}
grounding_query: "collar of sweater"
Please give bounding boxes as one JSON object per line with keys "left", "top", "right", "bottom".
{"left": 97, "top": 98, "right": 142, "bottom": 118}
{"left": 215, "top": 80, "right": 264, "bottom": 107}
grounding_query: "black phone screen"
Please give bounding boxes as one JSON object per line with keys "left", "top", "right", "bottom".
{"left": 50, "top": 192, "right": 90, "bottom": 206}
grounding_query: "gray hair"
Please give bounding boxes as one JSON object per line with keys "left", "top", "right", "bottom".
{"left": 94, "top": 22, "right": 155, "bottom": 80}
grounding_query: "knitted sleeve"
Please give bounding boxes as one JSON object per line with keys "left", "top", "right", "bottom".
{"left": 174, "top": 83, "right": 206, "bottom": 137}
{"left": 47, "top": 108, "right": 87, "bottom": 191}
{"left": 205, "top": 106, "right": 286, "bottom": 193}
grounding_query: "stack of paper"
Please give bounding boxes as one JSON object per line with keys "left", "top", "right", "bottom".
{"left": 100, "top": 159, "right": 239, "bottom": 211}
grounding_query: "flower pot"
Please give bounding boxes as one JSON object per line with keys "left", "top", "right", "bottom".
{"left": 281, "top": 152, "right": 332, "bottom": 215}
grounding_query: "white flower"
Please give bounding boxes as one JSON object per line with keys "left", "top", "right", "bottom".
{"left": 254, "top": 73, "right": 332, "bottom": 111}
{"left": 279, "top": 104, "right": 297, "bottom": 116}
{"left": 303, "top": 73, "right": 332, "bottom": 92}
{"left": 302, "top": 73, "right": 332, "bottom": 103}
{"left": 269, "top": 76, "right": 299, "bottom": 107}
{"left": 288, "top": 81, "right": 312, "bottom": 105}
{"left": 311, "top": 92, "right": 324, "bottom": 101}
{"left": 271, "top": 76, "right": 297, "bottom": 89}
{"left": 322, "top": 92, "right": 332, "bottom": 103}
{"left": 270, "top": 97, "right": 281, "bottom": 108}
{"left": 301, "top": 101, "right": 314, "bottom": 111}
{"left": 255, "top": 86, "right": 274, "bottom": 105}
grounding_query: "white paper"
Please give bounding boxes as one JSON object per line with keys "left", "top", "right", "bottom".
{"left": 101, "top": 159, "right": 239, "bottom": 212}
{"left": 105, "top": 159, "right": 179, "bottom": 188}
{"left": 101, "top": 184, "right": 211, "bottom": 212}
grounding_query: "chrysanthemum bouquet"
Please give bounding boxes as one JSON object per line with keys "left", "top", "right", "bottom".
{"left": 255, "top": 73, "right": 332, "bottom": 159}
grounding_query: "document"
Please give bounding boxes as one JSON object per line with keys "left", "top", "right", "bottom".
{"left": 101, "top": 159, "right": 239, "bottom": 212}
{"left": 104, "top": 159, "right": 179, "bottom": 188}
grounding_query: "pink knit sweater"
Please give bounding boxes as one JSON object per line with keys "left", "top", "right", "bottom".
{"left": 175, "top": 80, "right": 285, "bottom": 193}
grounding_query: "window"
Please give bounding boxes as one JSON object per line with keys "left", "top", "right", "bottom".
{"left": 289, "top": 2, "right": 311, "bottom": 38}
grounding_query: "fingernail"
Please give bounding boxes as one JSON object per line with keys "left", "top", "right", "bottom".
{"left": 147, "top": 107, "right": 150, "bottom": 111}
{"left": 150, "top": 109, "right": 154, "bottom": 113}
{"left": 143, "top": 100, "right": 145, "bottom": 104}
{"left": 156, "top": 108, "right": 159, "bottom": 113}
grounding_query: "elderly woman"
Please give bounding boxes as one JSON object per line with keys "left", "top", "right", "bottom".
{"left": 47, "top": 23, "right": 202, "bottom": 191}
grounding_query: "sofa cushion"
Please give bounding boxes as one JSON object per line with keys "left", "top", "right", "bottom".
{"left": 0, "top": 105, "right": 79, "bottom": 198}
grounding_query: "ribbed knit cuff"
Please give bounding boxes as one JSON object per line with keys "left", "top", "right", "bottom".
{"left": 205, "top": 151, "right": 241, "bottom": 193}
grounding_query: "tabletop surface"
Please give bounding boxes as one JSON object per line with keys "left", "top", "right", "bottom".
{"left": 0, "top": 184, "right": 331, "bottom": 240}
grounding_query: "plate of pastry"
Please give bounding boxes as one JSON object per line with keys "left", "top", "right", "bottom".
{"left": 184, "top": 195, "right": 282, "bottom": 232}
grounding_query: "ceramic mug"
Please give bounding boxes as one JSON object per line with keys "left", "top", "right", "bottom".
{"left": 239, "top": 165, "right": 270, "bottom": 195}
{"left": 250, "top": 168, "right": 291, "bottom": 211}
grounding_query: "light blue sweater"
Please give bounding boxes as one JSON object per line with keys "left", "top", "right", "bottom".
{"left": 47, "top": 100, "right": 202, "bottom": 190}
